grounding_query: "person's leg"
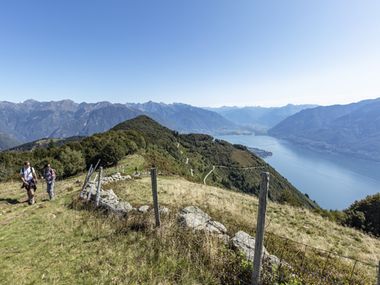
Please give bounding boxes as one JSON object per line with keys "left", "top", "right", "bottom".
{"left": 50, "top": 181, "right": 55, "bottom": 199}
{"left": 26, "top": 185, "right": 35, "bottom": 205}
{"left": 29, "top": 188, "right": 35, "bottom": 205}
{"left": 47, "top": 182, "right": 51, "bottom": 200}
{"left": 47, "top": 182, "right": 54, "bottom": 200}
{"left": 26, "top": 187, "right": 32, "bottom": 204}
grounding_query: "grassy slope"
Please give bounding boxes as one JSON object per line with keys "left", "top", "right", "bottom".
{"left": 1, "top": 154, "right": 379, "bottom": 284}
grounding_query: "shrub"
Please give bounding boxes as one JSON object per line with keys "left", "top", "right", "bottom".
{"left": 58, "top": 147, "right": 85, "bottom": 177}
{"left": 344, "top": 193, "right": 380, "bottom": 236}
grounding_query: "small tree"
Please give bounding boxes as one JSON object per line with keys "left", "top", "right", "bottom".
{"left": 58, "top": 147, "right": 85, "bottom": 177}
{"left": 99, "top": 142, "right": 125, "bottom": 166}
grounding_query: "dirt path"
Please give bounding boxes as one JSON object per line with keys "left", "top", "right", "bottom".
{"left": 203, "top": 166, "right": 215, "bottom": 185}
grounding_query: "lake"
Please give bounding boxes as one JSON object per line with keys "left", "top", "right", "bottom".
{"left": 218, "top": 134, "right": 380, "bottom": 210}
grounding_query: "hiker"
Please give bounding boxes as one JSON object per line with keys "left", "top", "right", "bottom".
{"left": 43, "top": 163, "right": 56, "bottom": 200}
{"left": 20, "top": 161, "right": 38, "bottom": 205}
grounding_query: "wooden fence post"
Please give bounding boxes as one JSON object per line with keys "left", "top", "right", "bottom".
{"left": 80, "top": 159, "right": 101, "bottom": 198}
{"left": 80, "top": 164, "right": 93, "bottom": 197}
{"left": 377, "top": 260, "right": 380, "bottom": 285}
{"left": 95, "top": 167, "right": 103, "bottom": 207}
{"left": 252, "top": 172, "right": 270, "bottom": 285}
{"left": 150, "top": 167, "right": 161, "bottom": 227}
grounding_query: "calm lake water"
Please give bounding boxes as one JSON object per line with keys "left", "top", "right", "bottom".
{"left": 218, "top": 135, "right": 380, "bottom": 210}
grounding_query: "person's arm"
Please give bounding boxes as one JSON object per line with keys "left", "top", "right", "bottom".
{"left": 20, "top": 169, "right": 26, "bottom": 183}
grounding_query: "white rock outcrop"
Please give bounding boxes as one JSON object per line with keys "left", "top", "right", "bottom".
{"left": 178, "top": 206, "right": 229, "bottom": 241}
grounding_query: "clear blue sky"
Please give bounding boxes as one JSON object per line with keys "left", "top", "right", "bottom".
{"left": 0, "top": 0, "right": 379, "bottom": 107}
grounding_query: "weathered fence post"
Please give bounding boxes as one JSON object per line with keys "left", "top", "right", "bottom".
{"left": 377, "top": 260, "right": 380, "bottom": 285}
{"left": 95, "top": 167, "right": 103, "bottom": 207}
{"left": 80, "top": 164, "right": 93, "bottom": 197}
{"left": 150, "top": 166, "right": 161, "bottom": 227}
{"left": 252, "top": 172, "right": 270, "bottom": 285}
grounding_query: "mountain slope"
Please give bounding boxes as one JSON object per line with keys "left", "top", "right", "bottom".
{"left": 0, "top": 133, "right": 20, "bottom": 150}
{"left": 128, "top": 102, "right": 238, "bottom": 134}
{"left": 0, "top": 100, "right": 239, "bottom": 145}
{"left": 269, "top": 98, "right": 380, "bottom": 161}
{"left": 209, "top": 104, "right": 317, "bottom": 132}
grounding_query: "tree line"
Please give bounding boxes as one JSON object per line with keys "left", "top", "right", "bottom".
{"left": 0, "top": 130, "right": 146, "bottom": 181}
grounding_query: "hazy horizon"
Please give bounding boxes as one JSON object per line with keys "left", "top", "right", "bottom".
{"left": 1, "top": 96, "right": 379, "bottom": 109}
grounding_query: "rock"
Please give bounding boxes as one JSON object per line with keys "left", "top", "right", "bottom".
{"left": 208, "top": 220, "right": 227, "bottom": 234}
{"left": 264, "top": 254, "right": 281, "bottom": 267}
{"left": 48, "top": 213, "right": 57, "bottom": 219}
{"left": 100, "top": 189, "right": 118, "bottom": 201}
{"left": 80, "top": 186, "right": 133, "bottom": 217}
{"left": 118, "top": 201, "right": 133, "bottom": 212}
{"left": 132, "top": 173, "right": 141, "bottom": 178}
{"left": 100, "top": 200, "right": 127, "bottom": 216}
{"left": 178, "top": 206, "right": 228, "bottom": 240}
{"left": 181, "top": 206, "right": 211, "bottom": 219}
{"left": 125, "top": 175, "right": 132, "bottom": 180}
{"left": 159, "top": 207, "right": 170, "bottom": 215}
{"left": 138, "top": 205, "right": 150, "bottom": 213}
{"left": 231, "top": 231, "right": 269, "bottom": 262}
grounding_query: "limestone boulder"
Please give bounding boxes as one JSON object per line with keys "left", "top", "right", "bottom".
{"left": 231, "top": 231, "right": 269, "bottom": 262}
{"left": 178, "top": 206, "right": 228, "bottom": 240}
{"left": 138, "top": 205, "right": 150, "bottom": 213}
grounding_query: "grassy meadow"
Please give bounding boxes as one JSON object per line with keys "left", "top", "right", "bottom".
{"left": 1, "top": 154, "right": 379, "bottom": 284}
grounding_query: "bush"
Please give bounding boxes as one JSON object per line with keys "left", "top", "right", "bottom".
{"left": 99, "top": 142, "right": 125, "bottom": 166}
{"left": 344, "top": 193, "right": 380, "bottom": 236}
{"left": 58, "top": 147, "right": 85, "bottom": 177}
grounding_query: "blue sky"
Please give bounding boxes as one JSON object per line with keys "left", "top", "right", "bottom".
{"left": 0, "top": 0, "right": 379, "bottom": 107}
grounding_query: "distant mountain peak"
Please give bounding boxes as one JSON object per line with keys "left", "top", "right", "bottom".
{"left": 0, "top": 99, "right": 240, "bottom": 147}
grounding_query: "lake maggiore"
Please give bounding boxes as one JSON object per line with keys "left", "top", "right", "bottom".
{"left": 218, "top": 134, "right": 380, "bottom": 210}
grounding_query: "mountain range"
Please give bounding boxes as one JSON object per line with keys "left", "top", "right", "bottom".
{"left": 208, "top": 104, "right": 317, "bottom": 132}
{"left": 269, "top": 98, "right": 380, "bottom": 161}
{"left": 0, "top": 100, "right": 238, "bottom": 150}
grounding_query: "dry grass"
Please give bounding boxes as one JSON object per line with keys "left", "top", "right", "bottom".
{"left": 0, "top": 177, "right": 228, "bottom": 284}
{"left": 107, "top": 176, "right": 380, "bottom": 266}
{"left": 1, "top": 154, "right": 379, "bottom": 284}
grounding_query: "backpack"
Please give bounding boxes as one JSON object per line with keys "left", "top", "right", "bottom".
{"left": 44, "top": 168, "right": 56, "bottom": 182}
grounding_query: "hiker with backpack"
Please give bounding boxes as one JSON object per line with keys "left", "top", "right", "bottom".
{"left": 20, "top": 161, "right": 38, "bottom": 205}
{"left": 43, "top": 163, "right": 56, "bottom": 200}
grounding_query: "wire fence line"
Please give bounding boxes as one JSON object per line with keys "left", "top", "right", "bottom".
{"left": 82, "top": 164, "right": 380, "bottom": 284}
{"left": 197, "top": 165, "right": 380, "bottom": 284}
{"left": 138, "top": 212, "right": 379, "bottom": 285}
{"left": 263, "top": 231, "right": 379, "bottom": 285}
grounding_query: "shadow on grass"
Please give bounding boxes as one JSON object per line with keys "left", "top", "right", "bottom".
{"left": 0, "top": 198, "right": 24, "bottom": 205}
